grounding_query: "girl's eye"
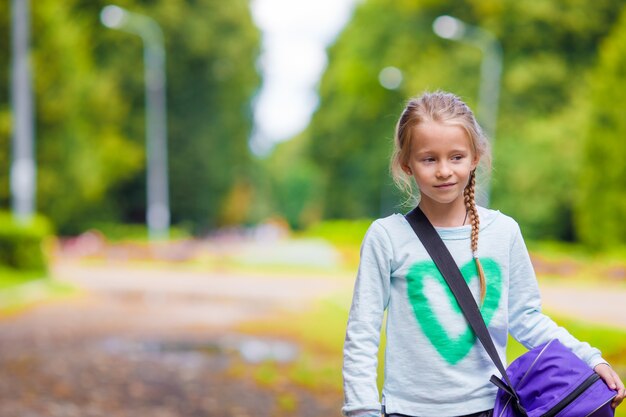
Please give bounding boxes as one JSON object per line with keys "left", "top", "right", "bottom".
{"left": 422, "top": 157, "right": 435, "bottom": 163}
{"left": 452, "top": 155, "right": 464, "bottom": 161}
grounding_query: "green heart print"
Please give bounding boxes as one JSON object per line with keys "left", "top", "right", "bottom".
{"left": 406, "top": 258, "right": 502, "bottom": 365}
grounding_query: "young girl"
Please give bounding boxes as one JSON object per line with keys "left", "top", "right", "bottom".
{"left": 342, "top": 91, "right": 624, "bottom": 417}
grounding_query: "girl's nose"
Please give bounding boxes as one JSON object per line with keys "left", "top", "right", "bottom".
{"left": 437, "top": 163, "right": 452, "bottom": 178}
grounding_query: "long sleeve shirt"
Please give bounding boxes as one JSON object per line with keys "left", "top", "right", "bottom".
{"left": 342, "top": 207, "right": 606, "bottom": 417}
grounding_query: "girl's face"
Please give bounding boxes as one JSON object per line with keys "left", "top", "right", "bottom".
{"left": 404, "top": 121, "right": 479, "bottom": 209}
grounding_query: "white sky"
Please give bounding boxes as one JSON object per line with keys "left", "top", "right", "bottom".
{"left": 249, "top": 0, "right": 357, "bottom": 156}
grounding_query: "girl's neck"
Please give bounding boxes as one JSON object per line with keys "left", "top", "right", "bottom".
{"left": 418, "top": 200, "right": 468, "bottom": 227}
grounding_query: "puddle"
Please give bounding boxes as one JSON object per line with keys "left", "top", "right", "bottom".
{"left": 218, "top": 335, "right": 299, "bottom": 364}
{"left": 98, "top": 334, "right": 299, "bottom": 365}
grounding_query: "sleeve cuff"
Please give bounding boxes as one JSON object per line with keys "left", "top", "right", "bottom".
{"left": 590, "top": 357, "right": 610, "bottom": 370}
{"left": 344, "top": 410, "right": 381, "bottom": 417}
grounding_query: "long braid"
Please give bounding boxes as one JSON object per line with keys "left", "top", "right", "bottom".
{"left": 464, "top": 170, "right": 486, "bottom": 304}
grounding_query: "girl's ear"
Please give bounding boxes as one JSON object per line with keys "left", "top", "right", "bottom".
{"left": 402, "top": 164, "right": 412, "bottom": 175}
{"left": 471, "top": 154, "right": 480, "bottom": 171}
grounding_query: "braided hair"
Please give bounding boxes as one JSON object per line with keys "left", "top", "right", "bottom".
{"left": 464, "top": 170, "right": 486, "bottom": 302}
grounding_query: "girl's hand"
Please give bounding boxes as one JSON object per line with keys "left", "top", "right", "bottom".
{"left": 594, "top": 363, "right": 625, "bottom": 408}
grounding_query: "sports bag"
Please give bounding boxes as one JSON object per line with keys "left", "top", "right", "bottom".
{"left": 405, "top": 207, "right": 617, "bottom": 417}
{"left": 492, "top": 339, "right": 615, "bottom": 416}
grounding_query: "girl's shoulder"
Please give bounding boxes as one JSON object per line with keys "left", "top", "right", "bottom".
{"left": 477, "top": 206, "right": 522, "bottom": 235}
{"left": 365, "top": 213, "right": 407, "bottom": 239}
{"left": 372, "top": 212, "right": 406, "bottom": 228}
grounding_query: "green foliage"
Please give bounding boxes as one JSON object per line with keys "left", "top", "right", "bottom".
{"left": 301, "top": 218, "right": 373, "bottom": 247}
{"left": 575, "top": 6, "right": 626, "bottom": 248}
{"left": 0, "top": 0, "right": 260, "bottom": 235}
{"left": 260, "top": 134, "right": 325, "bottom": 229}
{"left": 0, "top": 266, "right": 45, "bottom": 290}
{"left": 295, "top": 0, "right": 625, "bottom": 241}
{"left": 7, "top": 0, "right": 145, "bottom": 233}
{"left": 508, "top": 317, "right": 626, "bottom": 363}
{"left": 87, "top": 222, "right": 190, "bottom": 242}
{"left": 154, "top": 0, "right": 260, "bottom": 232}
{"left": 0, "top": 211, "right": 52, "bottom": 272}
{"left": 0, "top": 273, "right": 77, "bottom": 316}
{"left": 549, "top": 314, "right": 626, "bottom": 364}
{"left": 492, "top": 96, "right": 589, "bottom": 240}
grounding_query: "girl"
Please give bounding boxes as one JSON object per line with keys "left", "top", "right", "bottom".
{"left": 342, "top": 91, "right": 624, "bottom": 417}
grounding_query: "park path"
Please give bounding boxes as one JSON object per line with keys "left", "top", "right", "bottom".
{"left": 49, "top": 260, "right": 626, "bottom": 331}
{"left": 48, "top": 260, "right": 353, "bottom": 334}
{"left": 538, "top": 281, "right": 626, "bottom": 329}
{"left": 0, "top": 252, "right": 353, "bottom": 417}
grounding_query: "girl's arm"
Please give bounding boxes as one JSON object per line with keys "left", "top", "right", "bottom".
{"left": 507, "top": 225, "right": 624, "bottom": 408}
{"left": 506, "top": 224, "right": 604, "bottom": 365}
{"left": 342, "top": 221, "right": 392, "bottom": 417}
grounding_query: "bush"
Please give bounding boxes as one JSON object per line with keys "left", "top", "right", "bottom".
{"left": 87, "top": 222, "right": 191, "bottom": 242}
{"left": 0, "top": 211, "right": 52, "bottom": 272}
{"left": 300, "top": 218, "right": 373, "bottom": 247}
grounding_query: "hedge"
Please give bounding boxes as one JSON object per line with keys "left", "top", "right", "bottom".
{"left": 0, "top": 211, "right": 52, "bottom": 272}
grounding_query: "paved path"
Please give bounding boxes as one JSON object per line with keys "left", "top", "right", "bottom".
{"left": 539, "top": 281, "right": 626, "bottom": 329}
{"left": 0, "top": 260, "right": 353, "bottom": 417}
{"left": 50, "top": 261, "right": 353, "bottom": 332}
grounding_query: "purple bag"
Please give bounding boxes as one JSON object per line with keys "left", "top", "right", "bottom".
{"left": 493, "top": 339, "right": 616, "bottom": 417}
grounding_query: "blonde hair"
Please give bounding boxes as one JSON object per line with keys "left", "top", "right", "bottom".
{"left": 391, "top": 91, "right": 491, "bottom": 303}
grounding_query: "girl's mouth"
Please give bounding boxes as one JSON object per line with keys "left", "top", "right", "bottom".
{"left": 435, "top": 183, "right": 456, "bottom": 188}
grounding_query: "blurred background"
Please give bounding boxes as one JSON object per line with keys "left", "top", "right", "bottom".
{"left": 1, "top": 0, "right": 625, "bottom": 416}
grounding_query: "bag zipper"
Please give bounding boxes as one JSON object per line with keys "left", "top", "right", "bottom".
{"left": 495, "top": 341, "right": 555, "bottom": 417}
{"left": 541, "top": 373, "right": 600, "bottom": 417}
{"left": 516, "top": 340, "right": 555, "bottom": 388}
{"left": 585, "top": 396, "right": 616, "bottom": 417}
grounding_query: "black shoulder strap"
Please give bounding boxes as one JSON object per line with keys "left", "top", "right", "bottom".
{"left": 405, "top": 206, "right": 526, "bottom": 414}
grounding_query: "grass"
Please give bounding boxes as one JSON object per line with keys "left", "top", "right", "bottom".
{"left": 505, "top": 313, "right": 626, "bottom": 366}
{"left": 527, "top": 239, "right": 626, "bottom": 265}
{"left": 297, "top": 219, "right": 373, "bottom": 270}
{"left": 526, "top": 240, "right": 626, "bottom": 288}
{"left": 298, "top": 219, "right": 373, "bottom": 248}
{"left": 546, "top": 314, "right": 626, "bottom": 367}
{"left": 236, "top": 297, "right": 348, "bottom": 395}
{"left": 0, "top": 266, "right": 78, "bottom": 316}
{"left": 0, "top": 266, "right": 44, "bottom": 290}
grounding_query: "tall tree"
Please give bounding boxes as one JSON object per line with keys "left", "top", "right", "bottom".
{"left": 303, "top": 0, "right": 623, "bottom": 240}
{"left": 17, "top": 0, "right": 144, "bottom": 233}
{"left": 148, "top": 0, "right": 260, "bottom": 232}
{"left": 0, "top": 0, "right": 260, "bottom": 234}
{"left": 575, "top": 6, "right": 626, "bottom": 248}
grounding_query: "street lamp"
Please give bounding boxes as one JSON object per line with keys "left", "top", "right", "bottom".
{"left": 433, "top": 15, "right": 502, "bottom": 208}
{"left": 101, "top": 5, "right": 170, "bottom": 240}
{"left": 10, "top": 0, "right": 36, "bottom": 224}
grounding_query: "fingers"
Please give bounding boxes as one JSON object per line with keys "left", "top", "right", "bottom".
{"left": 611, "top": 372, "right": 625, "bottom": 409}
{"left": 594, "top": 363, "right": 625, "bottom": 408}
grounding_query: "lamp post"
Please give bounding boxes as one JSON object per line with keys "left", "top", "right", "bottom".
{"left": 433, "top": 15, "right": 502, "bottom": 207}
{"left": 101, "top": 5, "right": 170, "bottom": 240}
{"left": 10, "top": 0, "right": 36, "bottom": 224}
